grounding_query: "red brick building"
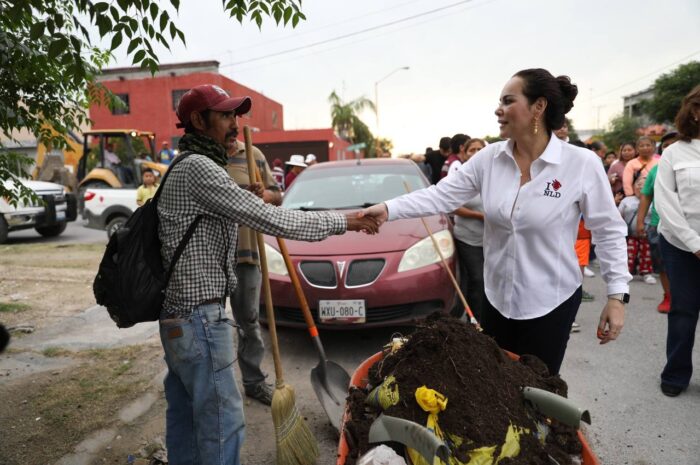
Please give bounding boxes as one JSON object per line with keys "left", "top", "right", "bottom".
{"left": 90, "top": 61, "right": 351, "bottom": 163}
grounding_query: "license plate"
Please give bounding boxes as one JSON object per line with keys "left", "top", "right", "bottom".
{"left": 56, "top": 211, "right": 66, "bottom": 221}
{"left": 319, "top": 300, "right": 366, "bottom": 324}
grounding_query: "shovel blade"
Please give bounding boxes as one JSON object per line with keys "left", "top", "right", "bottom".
{"left": 310, "top": 361, "right": 351, "bottom": 432}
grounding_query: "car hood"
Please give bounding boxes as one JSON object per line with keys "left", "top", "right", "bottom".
{"left": 264, "top": 213, "right": 450, "bottom": 256}
{"left": 2, "top": 179, "right": 64, "bottom": 193}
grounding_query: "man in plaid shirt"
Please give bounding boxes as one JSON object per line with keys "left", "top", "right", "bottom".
{"left": 158, "top": 84, "right": 378, "bottom": 465}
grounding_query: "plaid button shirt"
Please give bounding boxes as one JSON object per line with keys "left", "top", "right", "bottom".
{"left": 158, "top": 154, "right": 346, "bottom": 318}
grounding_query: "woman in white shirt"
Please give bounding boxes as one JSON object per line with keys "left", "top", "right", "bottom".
{"left": 654, "top": 85, "right": 700, "bottom": 397}
{"left": 361, "top": 69, "right": 631, "bottom": 375}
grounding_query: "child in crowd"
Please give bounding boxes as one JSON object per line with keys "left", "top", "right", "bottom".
{"left": 136, "top": 169, "right": 158, "bottom": 206}
{"left": 618, "top": 179, "right": 655, "bottom": 284}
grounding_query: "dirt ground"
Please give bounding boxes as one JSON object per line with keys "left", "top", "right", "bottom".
{"left": 0, "top": 244, "right": 166, "bottom": 465}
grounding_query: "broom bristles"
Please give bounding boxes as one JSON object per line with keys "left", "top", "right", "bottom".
{"left": 272, "top": 382, "right": 319, "bottom": 465}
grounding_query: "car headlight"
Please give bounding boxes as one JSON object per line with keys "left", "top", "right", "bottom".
{"left": 264, "top": 242, "right": 289, "bottom": 276}
{"left": 398, "top": 230, "right": 454, "bottom": 272}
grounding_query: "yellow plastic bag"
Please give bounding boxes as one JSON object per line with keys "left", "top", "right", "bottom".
{"left": 407, "top": 386, "right": 448, "bottom": 465}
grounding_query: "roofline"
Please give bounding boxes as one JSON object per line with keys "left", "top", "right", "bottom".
{"left": 100, "top": 60, "right": 220, "bottom": 75}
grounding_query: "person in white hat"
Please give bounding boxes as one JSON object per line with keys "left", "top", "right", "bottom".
{"left": 305, "top": 153, "right": 317, "bottom": 166}
{"left": 284, "top": 154, "right": 307, "bottom": 188}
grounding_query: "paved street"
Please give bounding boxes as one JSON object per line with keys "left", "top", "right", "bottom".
{"left": 5, "top": 219, "right": 107, "bottom": 245}
{"left": 256, "top": 266, "right": 700, "bottom": 465}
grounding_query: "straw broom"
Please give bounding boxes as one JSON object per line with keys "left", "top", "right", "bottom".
{"left": 243, "top": 126, "right": 319, "bottom": 465}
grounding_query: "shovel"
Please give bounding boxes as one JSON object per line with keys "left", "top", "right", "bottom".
{"left": 276, "top": 237, "right": 351, "bottom": 432}
{"left": 368, "top": 414, "right": 451, "bottom": 464}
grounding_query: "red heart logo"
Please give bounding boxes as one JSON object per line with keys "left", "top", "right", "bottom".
{"left": 552, "top": 179, "right": 561, "bottom": 191}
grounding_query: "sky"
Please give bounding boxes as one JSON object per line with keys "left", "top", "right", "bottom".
{"left": 105, "top": 0, "right": 700, "bottom": 154}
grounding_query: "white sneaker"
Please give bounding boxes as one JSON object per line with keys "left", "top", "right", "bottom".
{"left": 583, "top": 266, "right": 595, "bottom": 277}
{"left": 644, "top": 274, "right": 657, "bottom": 285}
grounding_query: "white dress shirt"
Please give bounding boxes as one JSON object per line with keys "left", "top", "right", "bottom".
{"left": 386, "top": 136, "right": 631, "bottom": 320}
{"left": 655, "top": 139, "right": 700, "bottom": 253}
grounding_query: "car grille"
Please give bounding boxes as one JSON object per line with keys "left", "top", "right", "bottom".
{"left": 274, "top": 300, "right": 444, "bottom": 325}
{"left": 345, "top": 259, "right": 385, "bottom": 286}
{"left": 299, "top": 261, "right": 336, "bottom": 287}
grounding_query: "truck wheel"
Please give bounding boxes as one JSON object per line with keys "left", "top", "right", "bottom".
{"left": 0, "top": 217, "right": 8, "bottom": 244}
{"left": 106, "top": 216, "right": 127, "bottom": 238}
{"left": 35, "top": 222, "right": 67, "bottom": 237}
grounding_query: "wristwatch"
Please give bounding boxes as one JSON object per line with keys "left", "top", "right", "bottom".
{"left": 608, "top": 293, "right": 630, "bottom": 304}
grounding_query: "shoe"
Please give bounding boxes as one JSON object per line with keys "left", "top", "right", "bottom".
{"left": 657, "top": 294, "right": 671, "bottom": 313}
{"left": 245, "top": 382, "right": 274, "bottom": 406}
{"left": 581, "top": 290, "right": 595, "bottom": 302}
{"left": 570, "top": 322, "right": 581, "bottom": 333}
{"left": 583, "top": 266, "right": 595, "bottom": 277}
{"left": 644, "top": 274, "right": 657, "bottom": 285}
{"left": 660, "top": 382, "right": 684, "bottom": 397}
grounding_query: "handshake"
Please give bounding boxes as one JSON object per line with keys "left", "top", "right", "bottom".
{"left": 344, "top": 203, "right": 390, "bottom": 235}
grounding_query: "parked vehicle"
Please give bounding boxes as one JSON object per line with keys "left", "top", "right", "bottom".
{"left": 0, "top": 179, "right": 77, "bottom": 243}
{"left": 261, "top": 158, "right": 457, "bottom": 329}
{"left": 83, "top": 188, "right": 138, "bottom": 238}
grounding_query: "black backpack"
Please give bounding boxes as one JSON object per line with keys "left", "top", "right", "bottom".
{"left": 93, "top": 153, "right": 201, "bottom": 328}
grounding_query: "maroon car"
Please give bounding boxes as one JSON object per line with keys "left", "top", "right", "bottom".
{"left": 261, "top": 158, "right": 457, "bottom": 329}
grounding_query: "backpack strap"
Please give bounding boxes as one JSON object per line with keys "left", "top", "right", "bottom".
{"left": 152, "top": 150, "right": 194, "bottom": 203}
{"left": 165, "top": 214, "right": 202, "bottom": 287}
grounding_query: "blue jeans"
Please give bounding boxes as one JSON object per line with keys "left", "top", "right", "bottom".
{"left": 659, "top": 235, "right": 700, "bottom": 388}
{"left": 160, "top": 303, "right": 245, "bottom": 465}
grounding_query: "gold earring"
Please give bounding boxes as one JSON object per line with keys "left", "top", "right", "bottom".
{"left": 533, "top": 118, "right": 539, "bottom": 135}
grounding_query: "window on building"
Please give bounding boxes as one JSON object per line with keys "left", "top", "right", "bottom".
{"left": 172, "top": 89, "right": 190, "bottom": 111}
{"left": 111, "top": 94, "right": 130, "bottom": 115}
{"left": 271, "top": 110, "right": 278, "bottom": 128}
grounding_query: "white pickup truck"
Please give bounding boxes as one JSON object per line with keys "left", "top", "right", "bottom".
{"left": 0, "top": 179, "right": 78, "bottom": 243}
{"left": 83, "top": 188, "right": 138, "bottom": 238}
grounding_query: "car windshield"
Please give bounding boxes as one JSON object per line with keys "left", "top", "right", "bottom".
{"left": 282, "top": 162, "right": 429, "bottom": 210}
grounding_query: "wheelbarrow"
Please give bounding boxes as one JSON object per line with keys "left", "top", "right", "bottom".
{"left": 336, "top": 351, "right": 601, "bottom": 465}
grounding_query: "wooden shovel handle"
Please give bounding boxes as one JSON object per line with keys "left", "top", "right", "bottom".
{"left": 402, "top": 181, "right": 479, "bottom": 327}
{"left": 243, "top": 126, "right": 284, "bottom": 383}
{"left": 276, "top": 237, "right": 320, "bottom": 340}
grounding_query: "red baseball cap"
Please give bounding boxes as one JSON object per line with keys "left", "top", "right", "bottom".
{"left": 176, "top": 84, "right": 252, "bottom": 128}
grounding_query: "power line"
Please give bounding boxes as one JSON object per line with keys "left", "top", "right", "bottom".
{"left": 213, "top": 0, "right": 434, "bottom": 57}
{"left": 591, "top": 49, "right": 700, "bottom": 100}
{"left": 220, "top": 0, "right": 477, "bottom": 68}
{"left": 227, "top": 0, "right": 498, "bottom": 74}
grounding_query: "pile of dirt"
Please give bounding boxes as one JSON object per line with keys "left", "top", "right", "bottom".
{"left": 344, "top": 312, "right": 582, "bottom": 465}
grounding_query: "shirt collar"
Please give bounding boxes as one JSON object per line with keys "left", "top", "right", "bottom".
{"left": 496, "top": 134, "right": 563, "bottom": 165}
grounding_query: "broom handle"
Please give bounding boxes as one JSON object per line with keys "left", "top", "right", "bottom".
{"left": 402, "top": 181, "right": 479, "bottom": 326}
{"left": 243, "top": 126, "right": 285, "bottom": 384}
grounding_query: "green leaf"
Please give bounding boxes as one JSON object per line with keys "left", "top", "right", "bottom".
{"left": 283, "top": 6, "right": 292, "bottom": 24}
{"left": 127, "top": 37, "right": 140, "bottom": 54}
{"left": 117, "top": 0, "right": 129, "bottom": 11}
{"left": 170, "top": 0, "right": 180, "bottom": 10}
{"left": 133, "top": 49, "right": 145, "bottom": 63}
{"left": 273, "top": 8, "right": 282, "bottom": 24}
{"left": 96, "top": 16, "right": 113, "bottom": 37}
{"left": 259, "top": 3, "right": 270, "bottom": 15}
{"left": 149, "top": 3, "right": 158, "bottom": 21}
{"left": 159, "top": 11, "right": 169, "bottom": 31}
{"left": 94, "top": 2, "right": 109, "bottom": 13}
{"left": 110, "top": 6, "right": 120, "bottom": 22}
{"left": 292, "top": 13, "right": 299, "bottom": 28}
{"left": 48, "top": 37, "right": 69, "bottom": 60}
{"left": 169, "top": 22, "right": 177, "bottom": 40}
{"left": 70, "top": 35, "right": 82, "bottom": 54}
{"left": 176, "top": 29, "right": 185, "bottom": 46}
{"left": 29, "top": 22, "right": 44, "bottom": 40}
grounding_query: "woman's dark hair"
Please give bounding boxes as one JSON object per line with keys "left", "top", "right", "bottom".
{"left": 589, "top": 141, "right": 605, "bottom": 151}
{"left": 450, "top": 133, "right": 469, "bottom": 154}
{"left": 675, "top": 84, "right": 700, "bottom": 142}
{"left": 513, "top": 68, "right": 578, "bottom": 132}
